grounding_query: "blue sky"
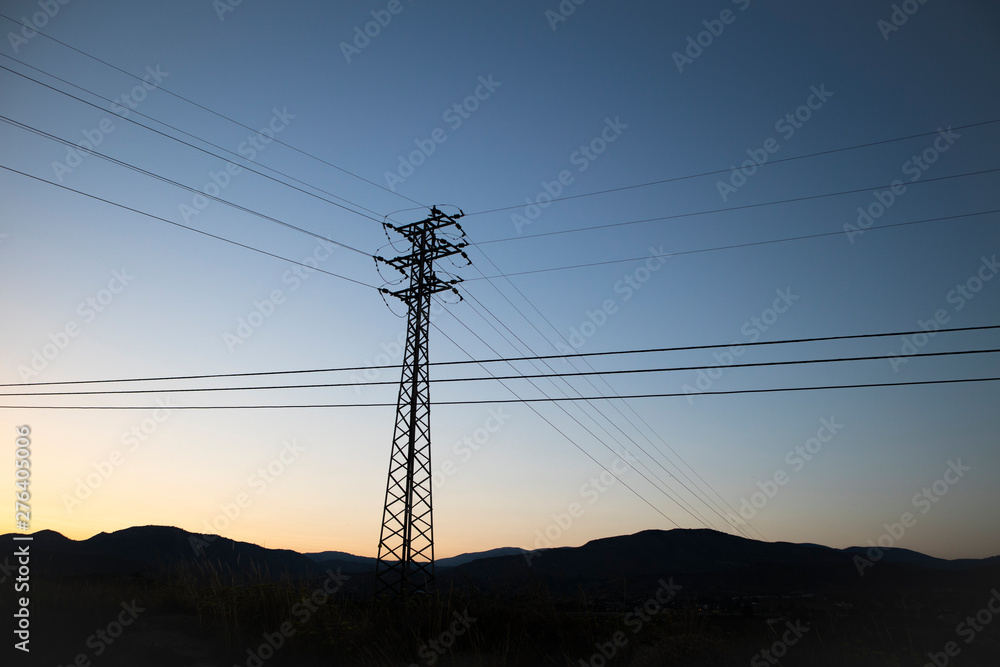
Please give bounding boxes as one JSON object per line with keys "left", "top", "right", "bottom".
{"left": 0, "top": 0, "right": 998, "bottom": 559}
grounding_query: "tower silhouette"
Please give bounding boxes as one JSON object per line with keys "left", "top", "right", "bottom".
{"left": 374, "top": 206, "right": 468, "bottom": 596}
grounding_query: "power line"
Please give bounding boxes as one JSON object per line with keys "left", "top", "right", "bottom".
{"left": 451, "top": 291, "right": 746, "bottom": 536}
{"left": 462, "top": 119, "right": 1000, "bottom": 216}
{"left": 429, "top": 305, "right": 686, "bottom": 529}
{"left": 0, "top": 52, "right": 386, "bottom": 219}
{"left": 6, "top": 45, "right": 993, "bottom": 311}
{"left": 4, "top": 377, "right": 998, "bottom": 409}
{"left": 0, "top": 164, "right": 379, "bottom": 290}
{"left": 4, "top": 325, "right": 997, "bottom": 388}
{"left": 0, "top": 13, "right": 421, "bottom": 208}
{"left": 6, "top": 9, "right": 997, "bottom": 226}
{"left": 1, "top": 115, "right": 372, "bottom": 258}
{"left": 469, "top": 169, "right": 1000, "bottom": 245}
{"left": 466, "top": 210, "right": 1000, "bottom": 279}
{"left": 17, "top": 290, "right": 977, "bottom": 531}
{"left": 473, "top": 208, "right": 996, "bottom": 250}
{"left": 11, "top": 89, "right": 993, "bottom": 282}
{"left": 0, "top": 64, "right": 384, "bottom": 225}
{"left": 465, "top": 240, "right": 763, "bottom": 539}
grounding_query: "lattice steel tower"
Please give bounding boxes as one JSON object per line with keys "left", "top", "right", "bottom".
{"left": 375, "top": 206, "right": 468, "bottom": 596}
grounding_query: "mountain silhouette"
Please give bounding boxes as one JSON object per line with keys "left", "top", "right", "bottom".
{"left": 303, "top": 546, "right": 527, "bottom": 570}
{"left": 5, "top": 525, "right": 996, "bottom": 598}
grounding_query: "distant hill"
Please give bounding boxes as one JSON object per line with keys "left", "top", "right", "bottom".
{"left": 438, "top": 546, "right": 528, "bottom": 568}
{"left": 303, "top": 546, "right": 528, "bottom": 568}
{"left": 304, "top": 550, "right": 375, "bottom": 566}
{"left": 1, "top": 525, "right": 319, "bottom": 579}
{"left": 443, "top": 529, "right": 1000, "bottom": 598}
{"left": 4, "top": 526, "right": 996, "bottom": 597}
{"left": 303, "top": 550, "right": 376, "bottom": 573}
{"left": 842, "top": 545, "right": 1000, "bottom": 571}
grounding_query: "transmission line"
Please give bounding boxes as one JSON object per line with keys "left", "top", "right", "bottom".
{"left": 469, "top": 169, "right": 1000, "bottom": 246}
{"left": 0, "top": 64, "right": 384, "bottom": 224}
{"left": 0, "top": 52, "right": 386, "bottom": 219}
{"left": 4, "top": 377, "right": 997, "bottom": 410}
{"left": 0, "top": 164, "right": 379, "bottom": 290}
{"left": 461, "top": 241, "right": 739, "bottom": 539}
{"left": 428, "top": 310, "right": 686, "bottom": 530}
{"left": 6, "top": 348, "right": 993, "bottom": 398}
{"left": 462, "top": 119, "right": 1000, "bottom": 216}
{"left": 464, "top": 245, "right": 765, "bottom": 538}
{"left": 4, "top": 325, "right": 996, "bottom": 388}
{"left": 452, "top": 292, "right": 744, "bottom": 536}
{"left": 472, "top": 208, "right": 997, "bottom": 253}
{"left": 467, "top": 211, "right": 1000, "bottom": 279}
{"left": 0, "top": 13, "right": 421, "bottom": 207}
{"left": 456, "top": 230, "right": 769, "bottom": 538}
{"left": 1, "top": 115, "right": 371, "bottom": 258}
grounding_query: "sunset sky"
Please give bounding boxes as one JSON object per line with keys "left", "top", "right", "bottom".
{"left": 1, "top": 0, "right": 998, "bottom": 560}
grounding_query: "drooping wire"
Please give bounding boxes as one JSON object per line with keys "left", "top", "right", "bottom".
{"left": 0, "top": 13, "right": 423, "bottom": 207}
{"left": 462, "top": 119, "right": 1000, "bottom": 216}
{"left": 0, "top": 164, "right": 380, "bottom": 290}
{"left": 3, "top": 325, "right": 997, "bottom": 388}
{"left": 0, "top": 52, "right": 387, "bottom": 219}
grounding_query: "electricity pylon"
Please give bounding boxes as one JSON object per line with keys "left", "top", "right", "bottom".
{"left": 374, "top": 206, "right": 468, "bottom": 597}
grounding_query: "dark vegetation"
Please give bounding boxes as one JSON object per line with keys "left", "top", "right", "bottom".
{"left": 5, "top": 526, "right": 1000, "bottom": 666}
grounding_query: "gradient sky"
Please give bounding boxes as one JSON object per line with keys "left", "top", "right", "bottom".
{"left": 1, "top": 0, "right": 998, "bottom": 560}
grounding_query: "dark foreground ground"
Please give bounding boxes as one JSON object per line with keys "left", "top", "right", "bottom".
{"left": 8, "top": 564, "right": 1000, "bottom": 667}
